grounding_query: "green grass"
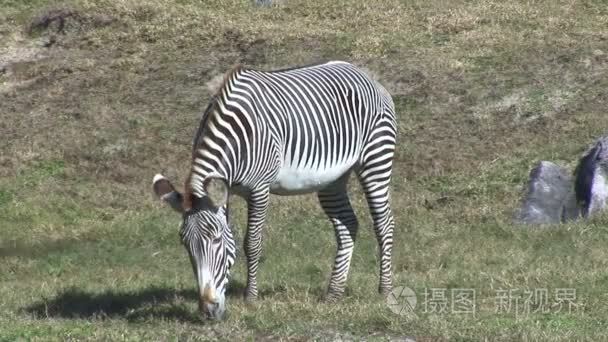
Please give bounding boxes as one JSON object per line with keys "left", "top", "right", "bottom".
{"left": 2, "top": 0, "right": 608, "bottom": 340}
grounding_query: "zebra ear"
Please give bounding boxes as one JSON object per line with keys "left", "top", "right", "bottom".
{"left": 153, "top": 174, "right": 185, "bottom": 213}
{"left": 203, "top": 177, "right": 228, "bottom": 209}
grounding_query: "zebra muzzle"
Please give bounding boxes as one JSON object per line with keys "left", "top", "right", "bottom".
{"left": 199, "top": 285, "right": 221, "bottom": 318}
{"left": 201, "top": 285, "right": 217, "bottom": 303}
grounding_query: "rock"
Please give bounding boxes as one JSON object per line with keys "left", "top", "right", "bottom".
{"left": 515, "top": 161, "right": 578, "bottom": 224}
{"left": 254, "top": 0, "right": 274, "bottom": 6}
{"left": 575, "top": 136, "right": 608, "bottom": 218}
{"left": 561, "top": 187, "right": 580, "bottom": 222}
{"left": 515, "top": 135, "right": 608, "bottom": 225}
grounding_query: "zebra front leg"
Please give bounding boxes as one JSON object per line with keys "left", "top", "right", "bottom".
{"left": 318, "top": 186, "right": 359, "bottom": 302}
{"left": 244, "top": 188, "right": 270, "bottom": 301}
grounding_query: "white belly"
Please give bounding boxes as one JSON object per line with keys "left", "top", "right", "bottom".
{"left": 270, "top": 159, "right": 358, "bottom": 195}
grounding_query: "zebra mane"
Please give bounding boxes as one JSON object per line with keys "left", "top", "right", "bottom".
{"left": 213, "top": 64, "right": 245, "bottom": 97}
{"left": 183, "top": 65, "right": 245, "bottom": 208}
{"left": 192, "top": 64, "right": 246, "bottom": 153}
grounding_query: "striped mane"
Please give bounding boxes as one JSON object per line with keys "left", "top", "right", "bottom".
{"left": 183, "top": 65, "right": 245, "bottom": 208}
{"left": 213, "top": 64, "right": 245, "bottom": 97}
{"left": 192, "top": 64, "right": 245, "bottom": 148}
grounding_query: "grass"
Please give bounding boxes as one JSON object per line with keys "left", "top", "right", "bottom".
{"left": 1, "top": 0, "right": 608, "bottom": 339}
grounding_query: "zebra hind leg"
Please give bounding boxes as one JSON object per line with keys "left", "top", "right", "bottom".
{"left": 318, "top": 181, "right": 359, "bottom": 302}
{"left": 358, "top": 174, "right": 394, "bottom": 295}
{"left": 357, "top": 120, "right": 396, "bottom": 296}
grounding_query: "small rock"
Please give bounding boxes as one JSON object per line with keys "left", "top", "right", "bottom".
{"left": 254, "top": 0, "right": 272, "bottom": 5}
{"left": 43, "top": 36, "right": 56, "bottom": 48}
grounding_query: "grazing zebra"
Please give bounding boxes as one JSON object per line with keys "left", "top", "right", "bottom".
{"left": 153, "top": 61, "right": 397, "bottom": 319}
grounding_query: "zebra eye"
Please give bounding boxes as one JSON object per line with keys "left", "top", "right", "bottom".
{"left": 212, "top": 235, "right": 223, "bottom": 244}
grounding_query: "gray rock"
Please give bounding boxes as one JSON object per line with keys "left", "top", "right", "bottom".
{"left": 561, "top": 187, "right": 580, "bottom": 222}
{"left": 575, "top": 136, "right": 608, "bottom": 218}
{"left": 515, "top": 161, "right": 578, "bottom": 224}
{"left": 254, "top": 0, "right": 274, "bottom": 6}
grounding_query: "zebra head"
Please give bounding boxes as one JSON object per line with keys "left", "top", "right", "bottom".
{"left": 152, "top": 174, "right": 235, "bottom": 320}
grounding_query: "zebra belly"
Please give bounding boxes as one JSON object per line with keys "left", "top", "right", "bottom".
{"left": 270, "top": 159, "right": 358, "bottom": 195}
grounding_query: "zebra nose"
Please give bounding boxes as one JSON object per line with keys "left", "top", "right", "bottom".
{"left": 201, "top": 285, "right": 217, "bottom": 304}
{"left": 200, "top": 301, "right": 224, "bottom": 320}
{"left": 199, "top": 286, "right": 223, "bottom": 319}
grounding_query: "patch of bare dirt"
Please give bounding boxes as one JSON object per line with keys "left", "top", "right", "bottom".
{"left": 27, "top": 7, "right": 114, "bottom": 37}
{"left": 0, "top": 33, "right": 48, "bottom": 94}
{"left": 1, "top": 7, "right": 116, "bottom": 94}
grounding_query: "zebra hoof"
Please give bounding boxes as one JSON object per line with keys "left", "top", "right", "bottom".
{"left": 379, "top": 285, "right": 393, "bottom": 296}
{"left": 322, "top": 292, "right": 344, "bottom": 303}
{"left": 244, "top": 293, "right": 258, "bottom": 303}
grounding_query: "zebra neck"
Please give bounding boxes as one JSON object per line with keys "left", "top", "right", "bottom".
{"left": 187, "top": 154, "right": 233, "bottom": 197}
{"left": 189, "top": 106, "right": 243, "bottom": 196}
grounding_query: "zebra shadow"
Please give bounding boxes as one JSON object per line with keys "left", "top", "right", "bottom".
{"left": 22, "top": 280, "right": 248, "bottom": 323}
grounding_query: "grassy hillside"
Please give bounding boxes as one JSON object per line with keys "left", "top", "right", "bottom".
{"left": 1, "top": 0, "right": 608, "bottom": 340}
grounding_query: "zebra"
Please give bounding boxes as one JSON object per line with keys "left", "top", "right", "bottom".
{"left": 153, "top": 61, "right": 397, "bottom": 319}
